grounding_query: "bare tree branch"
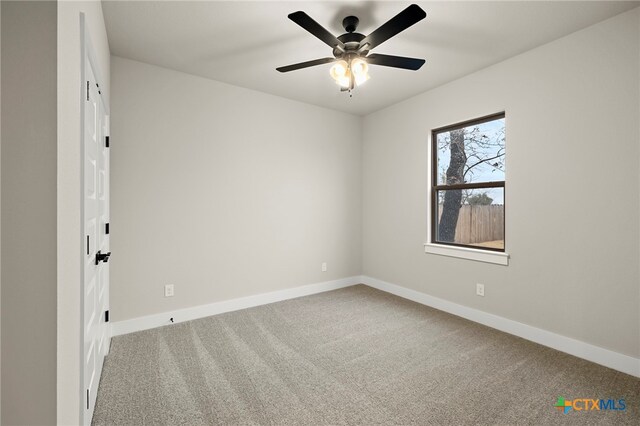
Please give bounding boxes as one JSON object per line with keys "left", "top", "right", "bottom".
{"left": 463, "top": 150, "right": 505, "bottom": 179}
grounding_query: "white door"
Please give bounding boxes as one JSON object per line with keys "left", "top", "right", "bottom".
{"left": 83, "top": 54, "right": 110, "bottom": 425}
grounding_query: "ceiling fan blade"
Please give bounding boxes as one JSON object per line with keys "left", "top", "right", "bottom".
{"left": 360, "top": 4, "right": 426, "bottom": 50}
{"left": 276, "top": 57, "right": 336, "bottom": 73}
{"left": 366, "top": 53, "right": 425, "bottom": 70}
{"left": 288, "top": 11, "right": 345, "bottom": 50}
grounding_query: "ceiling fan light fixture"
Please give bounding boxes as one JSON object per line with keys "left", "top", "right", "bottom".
{"left": 336, "top": 76, "right": 350, "bottom": 89}
{"left": 351, "top": 57, "right": 370, "bottom": 86}
{"left": 277, "top": 4, "right": 426, "bottom": 95}
{"left": 351, "top": 58, "right": 368, "bottom": 76}
{"left": 330, "top": 59, "right": 351, "bottom": 88}
{"left": 335, "top": 74, "right": 351, "bottom": 88}
{"left": 330, "top": 60, "right": 348, "bottom": 79}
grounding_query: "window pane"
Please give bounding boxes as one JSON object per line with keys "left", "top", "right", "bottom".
{"left": 436, "top": 116, "right": 505, "bottom": 185}
{"left": 435, "top": 187, "right": 504, "bottom": 250}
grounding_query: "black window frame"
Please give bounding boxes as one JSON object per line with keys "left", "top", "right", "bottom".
{"left": 431, "top": 112, "right": 506, "bottom": 252}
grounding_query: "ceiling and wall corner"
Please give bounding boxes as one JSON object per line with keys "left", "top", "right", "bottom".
{"left": 102, "top": 1, "right": 639, "bottom": 116}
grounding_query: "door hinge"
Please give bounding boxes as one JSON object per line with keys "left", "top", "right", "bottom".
{"left": 105, "top": 223, "right": 110, "bottom": 234}
{"left": 105, "top": 136, "right": 110, "bottom": 148}
{"left": 105, "top": 310, "right": 110, "bottom": 323}
{"left": 86, "top": 235, "right": 90, "bottom": 255}
{"left": 86, "top": 389, "right": 89, "bottom": 409}
{"left": 86, "top": 81, "right": 90, "bottom": 101}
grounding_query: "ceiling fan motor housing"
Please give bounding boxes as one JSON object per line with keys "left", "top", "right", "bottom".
{"left": 333, "top": 16, "right": 367, "bottom": 57}
{"left": 342, "top": 16, "right": 359, "bottom": 33}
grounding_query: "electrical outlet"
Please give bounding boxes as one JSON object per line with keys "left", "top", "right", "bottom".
{"left": 476, "top": 283, "right": 485, "bottom": 297}
{"left": 164, "top": 284, "right": 174, "bottom": 297}
{"left": 321, "top": 262, "right": 327, "bottom": 272}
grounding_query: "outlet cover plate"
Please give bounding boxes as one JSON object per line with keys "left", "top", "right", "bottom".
{"left": 165, "top": 284, "right": 174, "bottom": 297}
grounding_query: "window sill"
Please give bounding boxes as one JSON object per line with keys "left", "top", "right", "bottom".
{"left": 424, "top": 243, "right": 509, "bottom": 266}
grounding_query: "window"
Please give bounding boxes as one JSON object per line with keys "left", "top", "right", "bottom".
{"left": 431, "top": 113, "right": 505, "bottom": 252}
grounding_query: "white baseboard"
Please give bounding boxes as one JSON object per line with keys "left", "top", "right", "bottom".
{"left": 362, "top": 275, "right": 640, "bottom": 378}
{"left": 111, "top": 274, "right": 639, "bottom": 378}
{"left": 111, "top": 276, "right": 362, "bottom": 336}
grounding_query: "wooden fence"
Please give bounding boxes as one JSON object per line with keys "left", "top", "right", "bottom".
{"left": 437, "top": 204, "right": 504, "bottom": 244}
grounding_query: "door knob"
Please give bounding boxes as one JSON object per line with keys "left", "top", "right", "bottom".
{"left": 95, "top": 251, "right": 112, "bottom": 265}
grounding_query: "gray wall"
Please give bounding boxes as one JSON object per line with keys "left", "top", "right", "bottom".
{"left": 362, "top": 8, "right": 640, "bottom": 358}
{"left": 111, "top": 57, "right": 362, "bottom": 321}
{"left": 1, "top": 1, "right": 57, "bottom": 424}
{"left": 0, "top": 1, "right": 3, "bottom": 420}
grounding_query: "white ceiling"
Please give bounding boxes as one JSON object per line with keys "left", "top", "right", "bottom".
{"left": 103, "top": 1, "right": 639, "bottom": 116}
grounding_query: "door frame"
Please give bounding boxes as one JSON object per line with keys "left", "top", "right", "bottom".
{"left": 80, "top": 13, "right": 111, "bottom": 425}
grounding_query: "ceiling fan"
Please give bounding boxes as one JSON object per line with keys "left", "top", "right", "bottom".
{"left": 276, "top": 4, "right": 427, "bottom": 95}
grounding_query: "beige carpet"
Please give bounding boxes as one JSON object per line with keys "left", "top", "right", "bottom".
{"left": 92, "top": 285, "right": 639, "bottom": 425}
